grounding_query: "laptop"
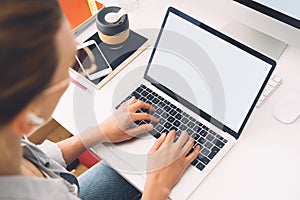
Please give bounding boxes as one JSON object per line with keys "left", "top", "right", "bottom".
{"left": 97, "top": 7, "right": 276, "bottom": 200}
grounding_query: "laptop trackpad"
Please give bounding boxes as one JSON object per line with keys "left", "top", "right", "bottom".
{"left": 109, "top": 133, "right": 156, "bottom": 173}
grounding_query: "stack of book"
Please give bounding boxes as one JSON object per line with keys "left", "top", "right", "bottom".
{"left": 59, "top": 0, "right": 149, "bottom": 91}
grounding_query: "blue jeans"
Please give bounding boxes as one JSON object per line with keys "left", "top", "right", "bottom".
{"left": 78, "top": 161, "right": 141, "bottom": 200}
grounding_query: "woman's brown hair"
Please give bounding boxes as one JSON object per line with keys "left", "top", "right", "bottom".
{"left": 0, "top": 0, "right": 62, "bottom": 125}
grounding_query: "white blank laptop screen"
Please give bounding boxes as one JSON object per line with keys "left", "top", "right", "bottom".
{"left": 147, "top": 12, "right": 272, "bottom": 132}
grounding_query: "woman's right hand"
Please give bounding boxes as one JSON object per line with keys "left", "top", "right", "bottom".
{"left": 142, "top": 130, "right": 200, "bottom": 200}
{"left": 78, "top": 97, "right": 158, "bottom": 148}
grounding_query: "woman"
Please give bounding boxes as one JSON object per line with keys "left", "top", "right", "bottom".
{"left": 0, "top": 0, "right": 200, "bottom": 199}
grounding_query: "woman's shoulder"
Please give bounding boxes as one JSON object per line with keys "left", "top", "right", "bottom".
{"left": 0, "top": 175, "right": 80, "bottom": 199}
{"left": 21, "top": 137, "right": 79, "bottom": 188}
{"left": 22, "top": 137, "right": 67, "bottom": 169}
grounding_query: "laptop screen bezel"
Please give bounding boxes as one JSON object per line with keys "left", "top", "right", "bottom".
{"left": 144, "top": 7, "right": 276, "bottom": 140}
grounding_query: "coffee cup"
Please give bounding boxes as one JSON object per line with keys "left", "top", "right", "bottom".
{"left": 96, "top": 6, "right": 129, "bottom": 45}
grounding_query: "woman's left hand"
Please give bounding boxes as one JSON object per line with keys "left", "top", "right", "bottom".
{"left": 142, "top": 130, "right": 200, "bottom": 200}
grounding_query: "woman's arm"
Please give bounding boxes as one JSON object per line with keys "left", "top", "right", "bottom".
{"left": 57, "top": 135, "right": 86, "bottom": 165}
{"left": 57, "top": 97, "right": 158, "bottom": 165}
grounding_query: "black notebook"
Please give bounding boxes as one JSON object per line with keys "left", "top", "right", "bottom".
{"left": 70, "top": 30, "right": 148, "bottom": 90}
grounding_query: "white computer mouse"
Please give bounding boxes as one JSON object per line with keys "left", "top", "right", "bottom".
{"left": 272, "top": 89, "right": 300, "bottom": 124}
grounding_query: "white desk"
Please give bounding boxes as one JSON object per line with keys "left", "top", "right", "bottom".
{"left": 53, "top": 0, "right": 300, "bottom": 199}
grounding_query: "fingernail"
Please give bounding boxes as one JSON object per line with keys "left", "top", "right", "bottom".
{"left": 153, "top": 117, "right": 159, "bottom": 122}
{"left": 147, "top": 124, "right": 154, "bottom": 131}
{"left": 150, "top": 106, "right": 156, "bottom": 111}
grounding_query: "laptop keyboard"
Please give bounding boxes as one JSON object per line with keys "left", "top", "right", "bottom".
{"left": 117, "top": 84, "right": 228, "bottom": 171}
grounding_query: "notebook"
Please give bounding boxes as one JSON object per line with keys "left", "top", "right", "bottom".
{"left": 93, "top": 7, "right": 276, "bottom": 200}
{"left": 69, "top": 30, "right": 149, "bottom": 90}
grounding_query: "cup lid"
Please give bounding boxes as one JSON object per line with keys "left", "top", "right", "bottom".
{"left": 96, "top": 6, "right": 129, "bottom": 36}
